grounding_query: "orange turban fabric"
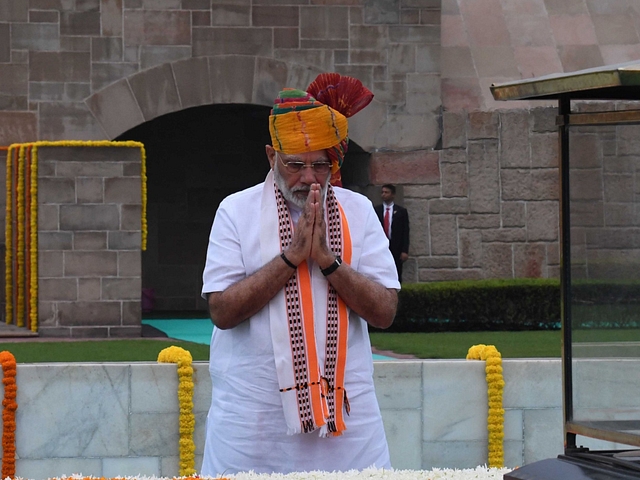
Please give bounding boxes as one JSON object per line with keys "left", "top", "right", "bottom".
{"left": 269, "top": 73, "right": 373, "bottom": 186}
{"left": 269, "top": 89, "right": 348, "bottom": 155}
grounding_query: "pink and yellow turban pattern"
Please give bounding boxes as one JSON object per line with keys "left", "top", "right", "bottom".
{"left": 269, "top": 73, "right": 373, "bottom": 186}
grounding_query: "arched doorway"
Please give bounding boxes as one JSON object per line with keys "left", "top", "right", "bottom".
{"left": 116, "top": 103, "right": 370, "bottom": 316}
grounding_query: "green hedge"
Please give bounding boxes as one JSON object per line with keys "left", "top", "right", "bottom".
{"left": 376, "top": 278, "right": 640, "bottom": 333}
{"left": 571, "top": 280, "right": 640, "bottom": 329}
{"left": 378, "top": 279, "right": 560, "bottom": 333}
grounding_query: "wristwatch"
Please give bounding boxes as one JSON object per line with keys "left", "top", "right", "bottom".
{"left": 320, "top": 256, "right": 342, "bottom": 276}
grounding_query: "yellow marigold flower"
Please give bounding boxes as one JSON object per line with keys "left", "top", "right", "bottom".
{"left": 467, "top": 344, "right": 504, "bottom": 468}
{"left": 158, "top": 346, "right": 196, "bottom": 476}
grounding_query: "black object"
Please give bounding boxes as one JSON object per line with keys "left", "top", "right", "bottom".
{"left": 505, "top": 451, "right": 640, "bottom": 480}
{"left": 280, "top": 252, "right": 296, "bottom": 269}
{"left": 321, "top": 256, "right": 342, "bottom": 276}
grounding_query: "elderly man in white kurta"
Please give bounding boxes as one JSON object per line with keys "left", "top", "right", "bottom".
{"left": 201, "top": 74, "right": 400, "bottom": 475}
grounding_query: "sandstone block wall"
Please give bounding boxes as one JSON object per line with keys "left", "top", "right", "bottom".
{"left": 5, "top": 0, "right": 640, "bottom": 308}
{"left": 372, "top": 107, "right": 561, "bottom": 283}
{"left": 37, "top": 146, "right": 142, "bottom": 337}
{"left": 0, "top": 1, "right": 443, "bottom": 152}
{"left": 570, "top": 122, "right": 640, "bottom": 281}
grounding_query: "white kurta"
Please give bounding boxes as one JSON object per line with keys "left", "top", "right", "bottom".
{"left": 201, "top": 175, "right": 401, "bottom": 475}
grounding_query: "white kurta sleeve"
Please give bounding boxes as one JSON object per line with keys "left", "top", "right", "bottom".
{"left": 201, "top": 198, "right": 247, "bottom": 295}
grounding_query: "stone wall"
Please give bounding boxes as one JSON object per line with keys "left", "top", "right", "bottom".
{"left": 37, "top": 145, "right": 143, "bottom": 337}
{"left": 387, "top": 107, "right": 561, "bottom": 283}
{"left": 0, "top": 1, "right": 442, "bottom": 151}
{"left": 570, "top": 123, "right": 640, "bottom": 281}
{"left": 7, "top": 0, "right": 640, "bottom": 299}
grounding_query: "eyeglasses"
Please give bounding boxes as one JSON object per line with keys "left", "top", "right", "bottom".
{"left": 276, "top": 152, "right": 332, "bottom": 175}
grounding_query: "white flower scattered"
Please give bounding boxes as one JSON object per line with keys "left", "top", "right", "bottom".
{"left": 225, "top": 467, "right": 513, "bottom": 480}
{"left": 15, "top": 466, "right": 515, "bottom": 480}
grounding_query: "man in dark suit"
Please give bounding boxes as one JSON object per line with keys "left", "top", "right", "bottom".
{"left": 374, "top": 184, "right": 410, "bottom": 282}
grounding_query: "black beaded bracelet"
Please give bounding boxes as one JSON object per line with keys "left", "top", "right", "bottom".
{"left": 280, "top": 252, "right": 296, "bottom": 269}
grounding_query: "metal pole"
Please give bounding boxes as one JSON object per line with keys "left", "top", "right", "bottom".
{"left": 558, "top": 94, "right": 576, "bottom": 451}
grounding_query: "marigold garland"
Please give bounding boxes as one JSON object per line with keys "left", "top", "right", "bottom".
{"left": 4, "top": 141, "right": 147, "bottom": 332}
{"left": 5, "top": 147, "right": 14, "bottom": 326}
{"left": 466, "top": 344, "right": 505, "bottom": 468}
{"left": 24, "top": 146, "right": 30, "bottom": 330}
{"left": 140, "top": 144, "right": 148, "bottom": 251}
{"left": 15, "top": 146, "right": 25, "bottom": 328}
{"left": 29, "top": 146, "right": 38, "bottom": 332}
{"left": 47, "top": 478, "right": 212, "bottom": 480}
{"left": 158, "top": 346, "right": 196, "bottom": 476}
{"left": 0, "top": 350, "right": 18, "bottom": 479}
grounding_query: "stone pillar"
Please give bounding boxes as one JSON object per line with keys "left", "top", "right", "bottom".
{"left": 38, "top": 145, "right": 143, "bottom": 337}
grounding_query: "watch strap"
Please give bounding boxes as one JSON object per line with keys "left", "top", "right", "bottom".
{"left": 321, "top": 256, "right": 342, "bottom": 276}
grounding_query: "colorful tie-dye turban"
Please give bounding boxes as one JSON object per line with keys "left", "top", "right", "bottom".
{"left": 269, "top": 73, "right": 374, "bottom": 186}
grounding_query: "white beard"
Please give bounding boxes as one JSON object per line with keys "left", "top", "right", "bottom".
{"left": 273, "top": 162, "right": 329, "bottom": 209}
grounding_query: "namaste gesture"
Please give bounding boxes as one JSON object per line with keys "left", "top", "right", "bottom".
{"left": 286, "top": 183, "right": 334, "bottom": 270}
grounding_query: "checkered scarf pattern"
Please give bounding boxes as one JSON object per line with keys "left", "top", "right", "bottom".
{"left": 274, "top": 182, "right": 345, "bottom": 434}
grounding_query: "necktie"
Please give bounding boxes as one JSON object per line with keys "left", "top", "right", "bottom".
{"left": 383, "top": 206, "right": 390, "bottom": 238}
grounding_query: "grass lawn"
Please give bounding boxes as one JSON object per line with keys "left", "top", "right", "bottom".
{"left": 371, "top": 328, "right": 640, "bottom": 359}
{"left": 370, "top": 331, "right": 562, "bottom": 358}
{"left": 0, "top": 339, "right": 211, "bottom": 364}
{"left": 1, "top": 329, "right": 639, "bottom": 363}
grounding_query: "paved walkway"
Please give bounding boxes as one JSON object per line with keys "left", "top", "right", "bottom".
{"left": 0, "top": 322, "right": 168, "bottom": 342}
{"left": 0, "top": 322, "right": 38, "bottom": 339}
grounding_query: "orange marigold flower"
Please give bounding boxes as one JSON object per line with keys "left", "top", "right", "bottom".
{"left": 0, "top": 350, "right": 17, "bottom": 479}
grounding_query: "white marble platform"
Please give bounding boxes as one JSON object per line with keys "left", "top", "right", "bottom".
{"left": 5, "top": 359, "right": 638, "bottom": 480}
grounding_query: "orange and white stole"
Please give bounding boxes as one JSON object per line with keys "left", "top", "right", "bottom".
{"left": 260, "top": 171, "right": 352, "bottom": 436}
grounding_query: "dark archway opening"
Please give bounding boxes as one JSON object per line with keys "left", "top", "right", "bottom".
{"left": 117, "top": 104, "right": 371, "bottom": 317}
